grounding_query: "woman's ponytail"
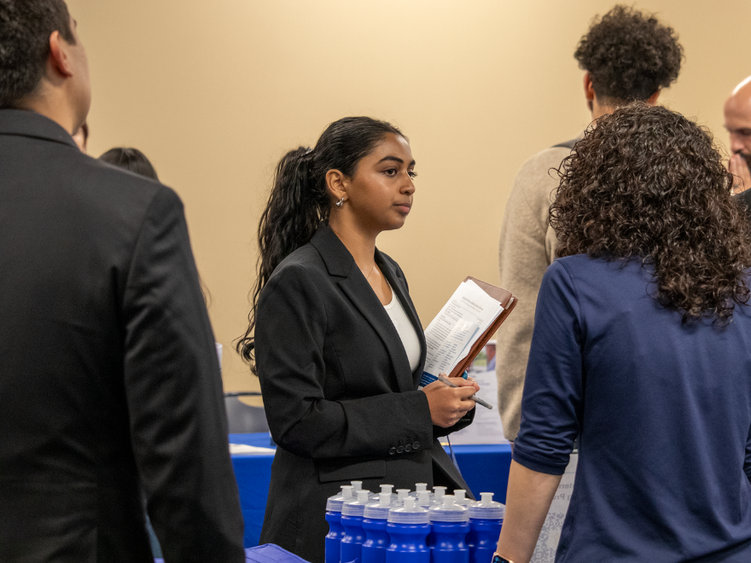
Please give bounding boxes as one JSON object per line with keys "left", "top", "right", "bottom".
{"left": 258, "top": 147, "right": 325, "bottom": 282}
{"left": 236, "top": 146, "right": 328, "bottom": 368}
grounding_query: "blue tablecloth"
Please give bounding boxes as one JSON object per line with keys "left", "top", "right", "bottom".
{"left": 229, "top": 433, "right": 511, "bottom": 548}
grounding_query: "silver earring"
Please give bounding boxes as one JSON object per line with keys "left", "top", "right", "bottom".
{"left": 336, "top": 197, "right": 344, "bottom": 208}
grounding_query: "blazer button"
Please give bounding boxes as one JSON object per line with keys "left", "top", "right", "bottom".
{"left": 404, "top": 443, "right": 412, "bottom": 452}
{"left": 389, "top": 447, "right": 397, "bottom": 455}
{"left": 397, "top": 446, "right": 405, "bottom": 454}
{"left": 412, "top": 441, "right": 421, "bottom": 451}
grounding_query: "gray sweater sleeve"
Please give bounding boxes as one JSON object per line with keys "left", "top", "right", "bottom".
{"left": 495, "top": 146, "right": 572, "bottom": 440}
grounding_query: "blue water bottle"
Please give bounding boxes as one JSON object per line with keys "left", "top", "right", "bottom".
{"left": 466, "top": 493, "right": 505, "bottom": 563}
{"left": 362, "top": 493, "right": 393, "bottom": 563}
{"left": 327, "top": 485, "right": 355, "bottom": 563}
{"left": 428, "top": 496, "right": 469, "bottom": 563}
{"left": 341, "top": 490, "right": 371, "bottom": 563}
{"left": 386, "top": 497, "right": 431, "bottom": 563}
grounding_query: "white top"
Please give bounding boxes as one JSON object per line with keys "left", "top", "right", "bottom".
{"left": 383, "top": 290, "right": 422, "bottom": 373}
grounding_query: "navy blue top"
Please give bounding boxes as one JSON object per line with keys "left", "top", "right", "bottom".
{"left": 514, "top": 255, "right": 751, "bottom": 562}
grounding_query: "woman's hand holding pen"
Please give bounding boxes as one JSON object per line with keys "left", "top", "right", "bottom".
{"left": 423, "top": 373, "right": 480, "bottom": 428}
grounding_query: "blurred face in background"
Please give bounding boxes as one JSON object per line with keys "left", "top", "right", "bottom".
{"left": 724, "top": 82, "right": 751, "bottom": 165}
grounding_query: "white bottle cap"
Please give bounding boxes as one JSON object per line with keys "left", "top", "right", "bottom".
{"left": 342, "top": 490, "right": 371, "bottom": 517}
{"left": 467, "top": 492, "right": 505, "bottom": 520}
{"left": 326, "top": 484, "right": 354, "bottom": 512}
{"left": 428, "top": 496, "right": 469, "bottom": 523}
{"left": 364, "top": 494, "right": 392, "bottom": 520}
{"left": 388, "top": 496, "right": 429, "bottom": 524}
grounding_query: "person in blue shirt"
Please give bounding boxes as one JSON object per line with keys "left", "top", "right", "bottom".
{"left": 495, "top": 103, "right": 751, "bottom": 563}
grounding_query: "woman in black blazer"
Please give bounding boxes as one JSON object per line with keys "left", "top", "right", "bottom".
{"left": 238, "top": 117, "right": 478, "bottom": 562}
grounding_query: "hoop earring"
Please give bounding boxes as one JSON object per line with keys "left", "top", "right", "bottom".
{"left": 336, "top": 197, "right": 344, "bottom": 208}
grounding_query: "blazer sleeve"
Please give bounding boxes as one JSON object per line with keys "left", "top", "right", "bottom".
{"left": 121, "top": 187, "right": 244, "bottom": 563}
{"left": 256, "top": 262, "right": 434, "bottom": 460}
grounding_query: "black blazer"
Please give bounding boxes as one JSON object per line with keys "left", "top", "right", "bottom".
{"left": 256, "top": 223, "right": 473, "bottom": 563}
{"left": 0, "top": 110, "right": 244, "bottom": 563}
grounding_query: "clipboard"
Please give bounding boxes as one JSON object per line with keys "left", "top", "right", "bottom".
{"left": 447, "top": 277, "right": 517, "bottom": 378}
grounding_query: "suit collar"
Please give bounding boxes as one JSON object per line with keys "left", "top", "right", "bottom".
{"left": 311, "top": 223, "right": 426, "bottom": 391}
{"left": 0, "top": 108, "right": 78, "bottom": 149}
{"left": 310, "top": 222, "right": 358, "bottom": 278}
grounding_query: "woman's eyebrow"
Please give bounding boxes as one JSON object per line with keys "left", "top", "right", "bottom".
{"left": 376, "top": 156, "right": 416, "bottom": 166}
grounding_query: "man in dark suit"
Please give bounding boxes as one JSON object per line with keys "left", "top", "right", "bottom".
{"left": 0, "top": 1, "right": 245, "bottom": 562}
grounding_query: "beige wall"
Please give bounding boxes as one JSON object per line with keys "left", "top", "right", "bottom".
{"left": 66, "top": 0, "right": 750, "bottom": 394}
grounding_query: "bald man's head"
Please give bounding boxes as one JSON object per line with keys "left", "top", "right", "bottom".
{"left": 725, "top": 77, "right": 751, "bottom": 166}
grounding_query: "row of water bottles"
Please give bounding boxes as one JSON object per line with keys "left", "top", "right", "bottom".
{"left": 325, "top": 481, "right": 505, "bottom": 563}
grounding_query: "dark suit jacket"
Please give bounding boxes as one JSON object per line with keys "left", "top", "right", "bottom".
{"left": 255, "top": 223, "right": 473, "bottom": 563}
{"left": 0, "top": 109, "right": 244, "bottom": 563}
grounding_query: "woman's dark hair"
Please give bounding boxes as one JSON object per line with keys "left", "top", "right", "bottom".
{"left": 574, "top": 5, "right": 683, "bottom": 104}
{"left": 99, "top": 147, "right": 159, "bottom": 181}
{"left": 236, "top": 116, "right": 404, "bottom": 369}
{"left": 550, "top": 103, "right": 751, "bottom": 324}
{"left": 0, "top": 0, "right": 75, "bottom": 107}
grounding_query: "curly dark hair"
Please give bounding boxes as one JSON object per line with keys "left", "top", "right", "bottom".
{"left": 574, "top": 5, "right": 683, "bottom": 103}
{"left": 0, "top": 0, "right": 75, "bottom": 108}
{"left": 550, "top": 103, "right": 751, "bottom": 324}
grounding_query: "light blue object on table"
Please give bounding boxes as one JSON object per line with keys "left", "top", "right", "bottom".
{"left": 245, "top": 544, "right": 312, "bottom": 562}
{"left": 154, "top": 543, "right": 312, "bottom": 563}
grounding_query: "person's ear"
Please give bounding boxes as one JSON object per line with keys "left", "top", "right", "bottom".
{"left": 325, "top": 169, "right": 348, "bottom": 206}
{"left": 646, "top": 90, "right": 660, "bottom": 106}
{"left": 583, "top": 73, "right": 597, "bottom": 114}
{"left": 583, "top": 72, "right": 595, "bottom": 103}
{"left": 48, "top": 31, "right": 74, "bottom": 78}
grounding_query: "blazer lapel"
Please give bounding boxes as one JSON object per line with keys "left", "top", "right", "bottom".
{"left": 311, "top": 224, "right": 420, "bottom": 393}
{"left": 376, "top": 250, "right": 428, "bottom": 387}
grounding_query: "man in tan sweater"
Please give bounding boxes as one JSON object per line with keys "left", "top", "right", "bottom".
{"left": 497, "top": 5, "right": 684, "bottom": 441}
